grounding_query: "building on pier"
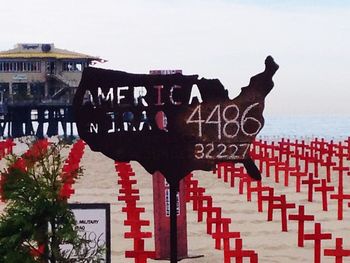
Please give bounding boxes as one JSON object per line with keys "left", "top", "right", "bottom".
{"left": 0, "top": 43, "right": 104, "bottom": 106}
{"left": 0, "top": 43, "right": 105, "bottom": 138}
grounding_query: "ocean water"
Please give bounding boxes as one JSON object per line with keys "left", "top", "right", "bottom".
{"left": 259, "top": 115, "right": 350, "bottom": 140}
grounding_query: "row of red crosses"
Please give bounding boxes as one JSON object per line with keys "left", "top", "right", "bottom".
{"left": 214, "top": 137, "right": 350, "bottom": 263}
{"left": 184, "top": 173, "right": 258, "bottom": 263}
{"left": 115, "top": 162, "right": 156, "bottom": 263}
{"left": 59, "top": 139, "right": 86, "bottom": 199}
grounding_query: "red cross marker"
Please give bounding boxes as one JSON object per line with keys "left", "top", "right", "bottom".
{"left": 184, "top": 179, "right": 205, "bottom": 211}
{"left": 294, "top": 139, "right": 307, "bottom": 156}
{"left": 115, "top": 167, "right": 136, "bottom": 177}
{"left": 265, "top": 155, "right": 278, "bottom": 178}
{"left": 323, "top": 158, "right": 336, "bottom": 183}
{"left": 288, "top": 205, "right": 315, "bottom": 247}
{"left": 311, "top": 138, "right": 328, "bottom": 156}
{"left": 239, "top": 176, "right": 252, "bottom": 200}
{"left": 302, "top": 173, "right": 321, "bottom": 202}
{"left": 251, "top": 140, "right": 264, "bottom": 172}
{"left": 122, "top": 206, "right": 145, "bottom": 222}
{"left": 330, "top": 187, "right": 350, "bottom": 220}
{"left": 333, "top": 163, "right": 349, "bottom": 190}
{"left": 117, "top": 170, "right": 134, "bottom": 178}
{"left": 216, "top": 162, "right": 234, "bottom": 182}
{"left": 312, "top": 153, "right": 322, "bottom": 178}
{"left": 304, "top": 223, "right": 332, "bottom": 263}
{"left": 124, "top": 218, "right": 150, "bottom": 228}
{"left": 119, "top": 188, "right": 139, "bottom": 195}
{"left": 309, "top": 139, "right": 318, "bottom": 155}
{"left": 320, "top": 146, "right": 336, "bottom": 183}
{"left": 301, "top": 151, "right": 311, "bottom": 175}
{"left": 335, "top": 142, "right": 348, "bottom": 158}
{"left": 118, "top": 179, "right": 137, "bottom": 190}
{"left": 267, "top": 194, "right": 296, "bottom": 231}
{"left": 261, "top": 187, "right": 274, "bottom": 213}
{"left": 212, "top": 230, "right": 241, "bottom": 251}
{"left": 230, "top": 166, "right": 245, "bottom": 188}
{"left": 197, "top": 195, "right": 213, "bottom": 222}
{"left": 290, "top": 146, "right": 302, "bottom": 160}
{"left": 324, "top": 238, "right": 350, "bottom": 263}
{"left": 206, "top": 207, "right": 222, "bottom": 235}
{"left": 184, "top": 176, "right": 197, "bottom": 202}
{"left": 115, "top": 161, "right": 135, "bottom": 173}
{"left": 118, "top": 194, "right": 140, "bottom": 203}
{"left": 290, "top": 152, "right": 308, "bottom": 192}
{"left": 275, "top": 161, "right": 296, "bottom": 187}
{"left": 224, "top": 238, "right": 258, "bottom": 263}
{"left": 264, "top": 141, "right": 277, "bottom": 159}
{"left": 344, "top": 137, "right": 350, "bottom": 161}
{"left": 290, "top": 168, "right": 308, "bottom": 193}
{"left": 124, "top": 229, "right": 153, "bottom": 239}
{"left": 314, "top": 179, "right": 335, "bottom": 211}
{"left": 125, "top": 250, "right": 156, "bottom": 263}
{"left": 278, "top": 138, "right": 292, "bottom": 162}
{"left": 250, "top": 181, "right": 271, "bottom": 212}
{"left": 190, "top": 187, "right": 206, "bottom": 211}
{"left": 125, "top": 239, "right": 155, "bottom": 262}
{"left": 250, "top": 139, "right": 264, "bottom": 160}
{"left": 211, "top": 218, "right": 240, "bottom": 250}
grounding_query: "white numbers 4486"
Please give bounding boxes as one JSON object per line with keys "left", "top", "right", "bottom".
{"left": 186, "top": 103, "right": 262, "bottom": 139}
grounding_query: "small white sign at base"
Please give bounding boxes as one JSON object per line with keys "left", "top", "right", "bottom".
{"left": 60, "top": 203, "right": 111, "bottom": 262}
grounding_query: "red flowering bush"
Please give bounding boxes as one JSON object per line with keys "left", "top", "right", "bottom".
{"left": 0, "top": 139, "right": 103, "bottom": 263}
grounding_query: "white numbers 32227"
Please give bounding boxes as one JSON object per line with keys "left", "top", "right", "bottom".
{"left": 194, "top": 143, "right": 250, "bottom": 160}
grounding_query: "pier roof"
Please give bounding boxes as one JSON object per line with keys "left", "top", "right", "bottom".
{"left": 0, "top": 43, "right": 105, "bottom": 62}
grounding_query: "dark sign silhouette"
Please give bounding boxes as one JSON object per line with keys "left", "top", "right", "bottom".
{"left": 73, "top": 56, "right": 278, "bottom": 185}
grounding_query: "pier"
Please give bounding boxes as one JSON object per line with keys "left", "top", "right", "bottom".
{"left": 1, "top": 103, "right": 75, "bottom": 138}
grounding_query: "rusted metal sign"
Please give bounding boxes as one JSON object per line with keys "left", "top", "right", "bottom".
{"left": 73, "top": 56, "right": 278, "bottom": 184}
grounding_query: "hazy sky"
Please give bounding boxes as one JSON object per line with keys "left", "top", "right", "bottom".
{"left": 1, "top": 0, "right": 349, "bottom": 116}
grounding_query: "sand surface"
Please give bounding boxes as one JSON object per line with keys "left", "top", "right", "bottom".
{"left": 1, "top": 140, "right": 349, "bottom": 263}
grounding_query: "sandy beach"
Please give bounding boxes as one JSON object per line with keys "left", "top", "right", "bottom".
{"left": 1, "top": 139, "right": 349, "bottom": 263}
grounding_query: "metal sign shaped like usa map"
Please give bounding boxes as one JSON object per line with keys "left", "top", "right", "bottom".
{"left": 73, "top": 56, "right": 279, "bottom": 185}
